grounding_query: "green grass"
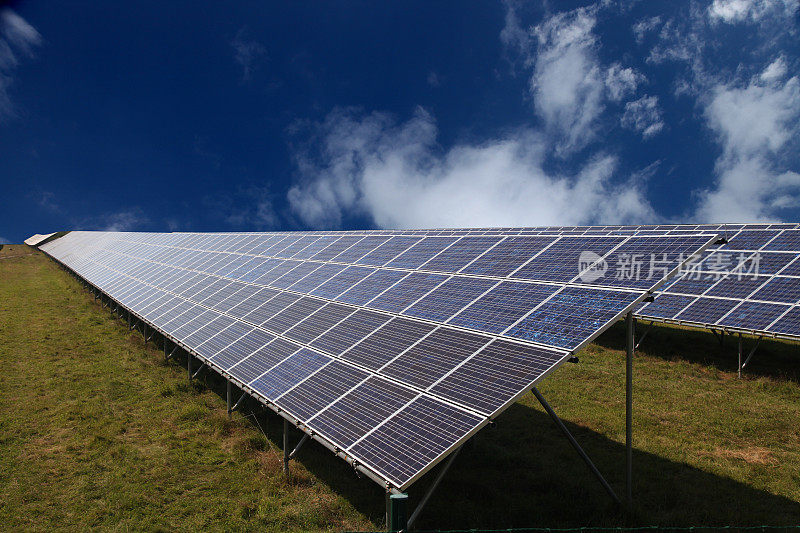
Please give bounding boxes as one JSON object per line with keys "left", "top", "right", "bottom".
{"left": 1, "top": 245, "right": 800, "bottom": 531}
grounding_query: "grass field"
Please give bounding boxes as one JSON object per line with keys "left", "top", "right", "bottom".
{"left": 1, "top": 244, "right": 799, "bottom": 531}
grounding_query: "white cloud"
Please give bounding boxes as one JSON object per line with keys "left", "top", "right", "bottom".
{"left": 0, "top": 8, "right": 41, "bottom": 121}
{"left": 530, "top": 7, "right": 605, "bottom": 154}
{"left": 760, "top": 56, "right": 788, "bottom": 84}
{"left": 708, "top": 0, "right": 799, "bottom": 24}
{"left": 605, "top": 64, "right": 644, "bottom": 102}
{"left": 0, "top": 236, "right": 11, "bottom": 244}
{"left": 102, "top": 210, "right": 148, "bottom": 232}
{"left": 231, "top": 28, "right": 267, "bottom": 81}
{"left": 632, "top": 16, "right": 662, "bottom": 43}
{"left": 621, "top": 96, "right": 665, "bottom": 139}
{"left": 426, "top": 71, "right": 442, "bottom": 88}
{"left": 695, "top": 75, "right": 800, "bottom": 221}
{"left": 288, "top": 107, "right": 656, "bottom": 229}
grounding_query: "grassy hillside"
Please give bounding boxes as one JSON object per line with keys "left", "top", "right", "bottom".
{"left": 1, "top": 245, "right": 799, "bottom": 531}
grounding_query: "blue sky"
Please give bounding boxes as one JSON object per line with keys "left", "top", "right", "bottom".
{"left": 1, "top": 0, "right": 799, "bottom": 243}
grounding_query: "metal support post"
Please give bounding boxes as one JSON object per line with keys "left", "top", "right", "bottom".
{"left": 626, "top": 311, "right": 634, "bottom": 506}
{"left": 532, "top": 388, "right": 620, "bottom": 505}
{"left": 387, "top": 492, "right": 408, "bottom": 532}
{"left": 283, "top": 419, "right": 290, "bottom": 476}
{"left": 163, "top": 340, "right": 168, "bottom": 360}
{"left": 187, "top": 352, "right": 192, "bottom": 380}
{"left": 407, "top": 445, "right": 463, "bottom": 529}
{"left": 738, "top": 333, "right": 742, "bottom": 378}
{"left": 227, "top": 380, "right": 232, "bottom": 418}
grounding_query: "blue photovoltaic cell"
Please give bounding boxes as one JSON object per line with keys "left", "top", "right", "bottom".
{"left": 731, "top": 251, "right": 795, "bottom": 276}
{"left": 308, "top": 377, "right": 417, "bottom": 449}
{"left": 507, "top": 287, "right": 640, "bottom": 349}
{"left": 342, "top": 317, "right": 436, "bottom": 370}
{"left": 585, "top": 235, "right": 712, "bottom": 290}
{"left": 460, "top": 236, "right": 558, "bottom": 277}
{"left": 766, "top": 306, "right": 800, "bottom": 336}
{"left": 276, "top": 361, "right": 369, "bottom": 421}
{"left": 228, "top": 337, "right": 299, "bottom": 384}
{"left": 250, "top": 348, "right": 331, "bottom": 401}
{"left": 336, "top": 269, "right": 408, "bottom": 306}
{"left": 311, "top": 265, "right": 376, "bottom": 300}
{"left": 763, "top": 230, "right": 800, "bottom": 251}
{"left": 356, "top": 236, "right": 422, "bottom": 267}
{"left": 511, "top": 236, "right": 625, "bottom": 282}
{"left": 774, "top": 257, "right": 800, "bottom": 277}
{"left": 262, "top": 235, "right": 302, "bottom": 256}
{"left": 255, "top": 260, "right": 302, "bottom": 286}
{"left": 195, "top": 321, "right": 252, "bottom": 361}
{"left": 704, "top": 275, "right": 769, "bottom": 299}
{"left": 184, "top": 314, "right": 237, "bottom": 348}
{"left": 263, "top": 297, "right": 327, "bottom": 334}
{"left": 430, "top": 340, "right": 565, "bottom": 415}
{"left": 725, "top": 230, "right": 779, "bottom": 250}
{"left": 636, "top": 294, "right": 695, "bottom": 319}
{"left": 418, "top": 237, "right": 501, "bottom": 273}
{"left": 385, "top": 237, "right": 459, "bottom": 269}
{"left": 661, "top": 275, "right": 717, "bottom": 295}
{"left": 290, "top": 236, "right": 338, "bottom": 260}
{"left": 348, "top": 395, "right": 483, "bottom": 488}
{"left": 368, "top": 272, "right": 448, "bottom": 313}
{"left": 332, "top": 236, "right": 390, "bottom": 263}
{"left": 227, "top": 287, "right": 281, "bottom": 319}
{"left": 284, "top": 303, "right": 354, "bottom": 344}
{"left": 242, "top": 292, "right": 301, "bottom": 326}
{"left": 270, "top": 261, "right": 323, "bottom": 289}
{"left": 403, "top": 277, "right": 497, "bottom": 323}
{"left": 675, "top": 297, "right": 740, "bottom": 324}
{"left": 274, "top": 235, "right": 321, "bottom": 258}
{"left": 288, "top": 263, "right": 347, "bottom": 293}
{"left": 210, "top": 327, "right": 275, "bottom": 371}
{"left": 749, "top": 276, "right": 800, "bottom": 304}
{"left": 454, "top": 282, "right": 557, "bottom": 336}
{"left": 310, "top": 309, "right": 392, "bottom": 356}
{"left": 310, "top": 236, "right": 365, "bottom": 261}
{"left": 381, "top": 328, "right": 491, "bottom": 389}
{"left": 237, "top": 257, "right": 284, "bottom": 283}
{"left": 721, "top": 301, "right": 790, "bottom": 330}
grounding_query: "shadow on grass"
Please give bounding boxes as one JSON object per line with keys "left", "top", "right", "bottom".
{"left": 596, "top": 321, "right": 800, "bottom": 384}
{"left": 160, "top": 341, "right": 800, "bottom": 531}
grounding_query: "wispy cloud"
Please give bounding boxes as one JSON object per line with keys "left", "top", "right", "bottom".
{"left": 231, "top": 28, "right": 267, "bottom": 82}
{"left": 0, "top": 235, "right": 11, "bottom": 244}
{"left": 0, "top": 8, "right": 42, "bottom": 122}
{"left": 621, "top": 96, "right": 665, "bottom": 139}
{"left": 205, "top": 185, "right": 278, "bottom": 230}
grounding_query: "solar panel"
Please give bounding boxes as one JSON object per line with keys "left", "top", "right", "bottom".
{"left": 39, "top": 228, "right": 715, "bottom": 492}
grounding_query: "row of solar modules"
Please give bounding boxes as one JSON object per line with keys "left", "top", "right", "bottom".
{"left": 38, "top": 230, "right": 712, "bottom": 489}
{"left": 90, "top": 230, "right": 716, "bottom": 351}
{"left": 42, "top": 233, "right": 563, "bottom": 489}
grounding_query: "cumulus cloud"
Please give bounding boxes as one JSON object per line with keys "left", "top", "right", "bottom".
{"left": 287, "top": 107, "right": 656, "bottom": 229}
{"left": 0, "top": 8, "right": 42, "bottom": 121}
{"left": 232, "top": 28, "right": 267, "bottom": 81}
{"left": 621, "top": 96, "right": 665, "bottom": 139}
{"left": 695, "top": 74, "right": 800, "bottom": 221}
{"left": 605, "top": 64, "right": 644, "bottom": 102}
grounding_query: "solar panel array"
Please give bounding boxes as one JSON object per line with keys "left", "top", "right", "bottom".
{"left": 305, "top": 223, "right": 800, "bottom": 340}
{"left": 39, "top": 229, "right": 714, "bottom": 490}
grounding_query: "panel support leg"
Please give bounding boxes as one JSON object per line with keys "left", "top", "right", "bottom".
{"left": 407, "top": 445, "right": 463, "bottom": 529}
{"left": 387, "top": 492, "right": 408, "bottom": 532}
{"left": 283, "top": 419, "right": 290, "bottom": 477}
{"left": 738, "top": 333, "right": 742, "bottom": 378}
{"left": 227, "top": 380, "right": 232, "bottom": 419}
{"left": 626, "top": 311, "right": 634, "bottom": 507}
{"left": 187, "top": 352, "right": 192, "bottom": 381}
{"left": 532, "top": 388, "right": 621, "bottom": 505}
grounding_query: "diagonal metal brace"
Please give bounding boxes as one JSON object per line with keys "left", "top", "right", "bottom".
{"left": 166, "top": 345, "right": 179, "bottom": 360}
{"left": 407, "top": 444, "right": 464, "bottom": 529}
{"left": 229, "top": 392, "right": 248, "bottom": 414}
{"left": 532, "top": 387, "right": 621, "bottom": 505}
{"left": 288, "top": 434, "right": 309, "bottom": 460}
{"left": 191, "top": 362, "right": 207, "bottom": 380}
{"left": 634, "top": 321, "right": 653, "bottom": 351}
{"left": 741, "top": 335, "right": 762, "bottom": 370}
